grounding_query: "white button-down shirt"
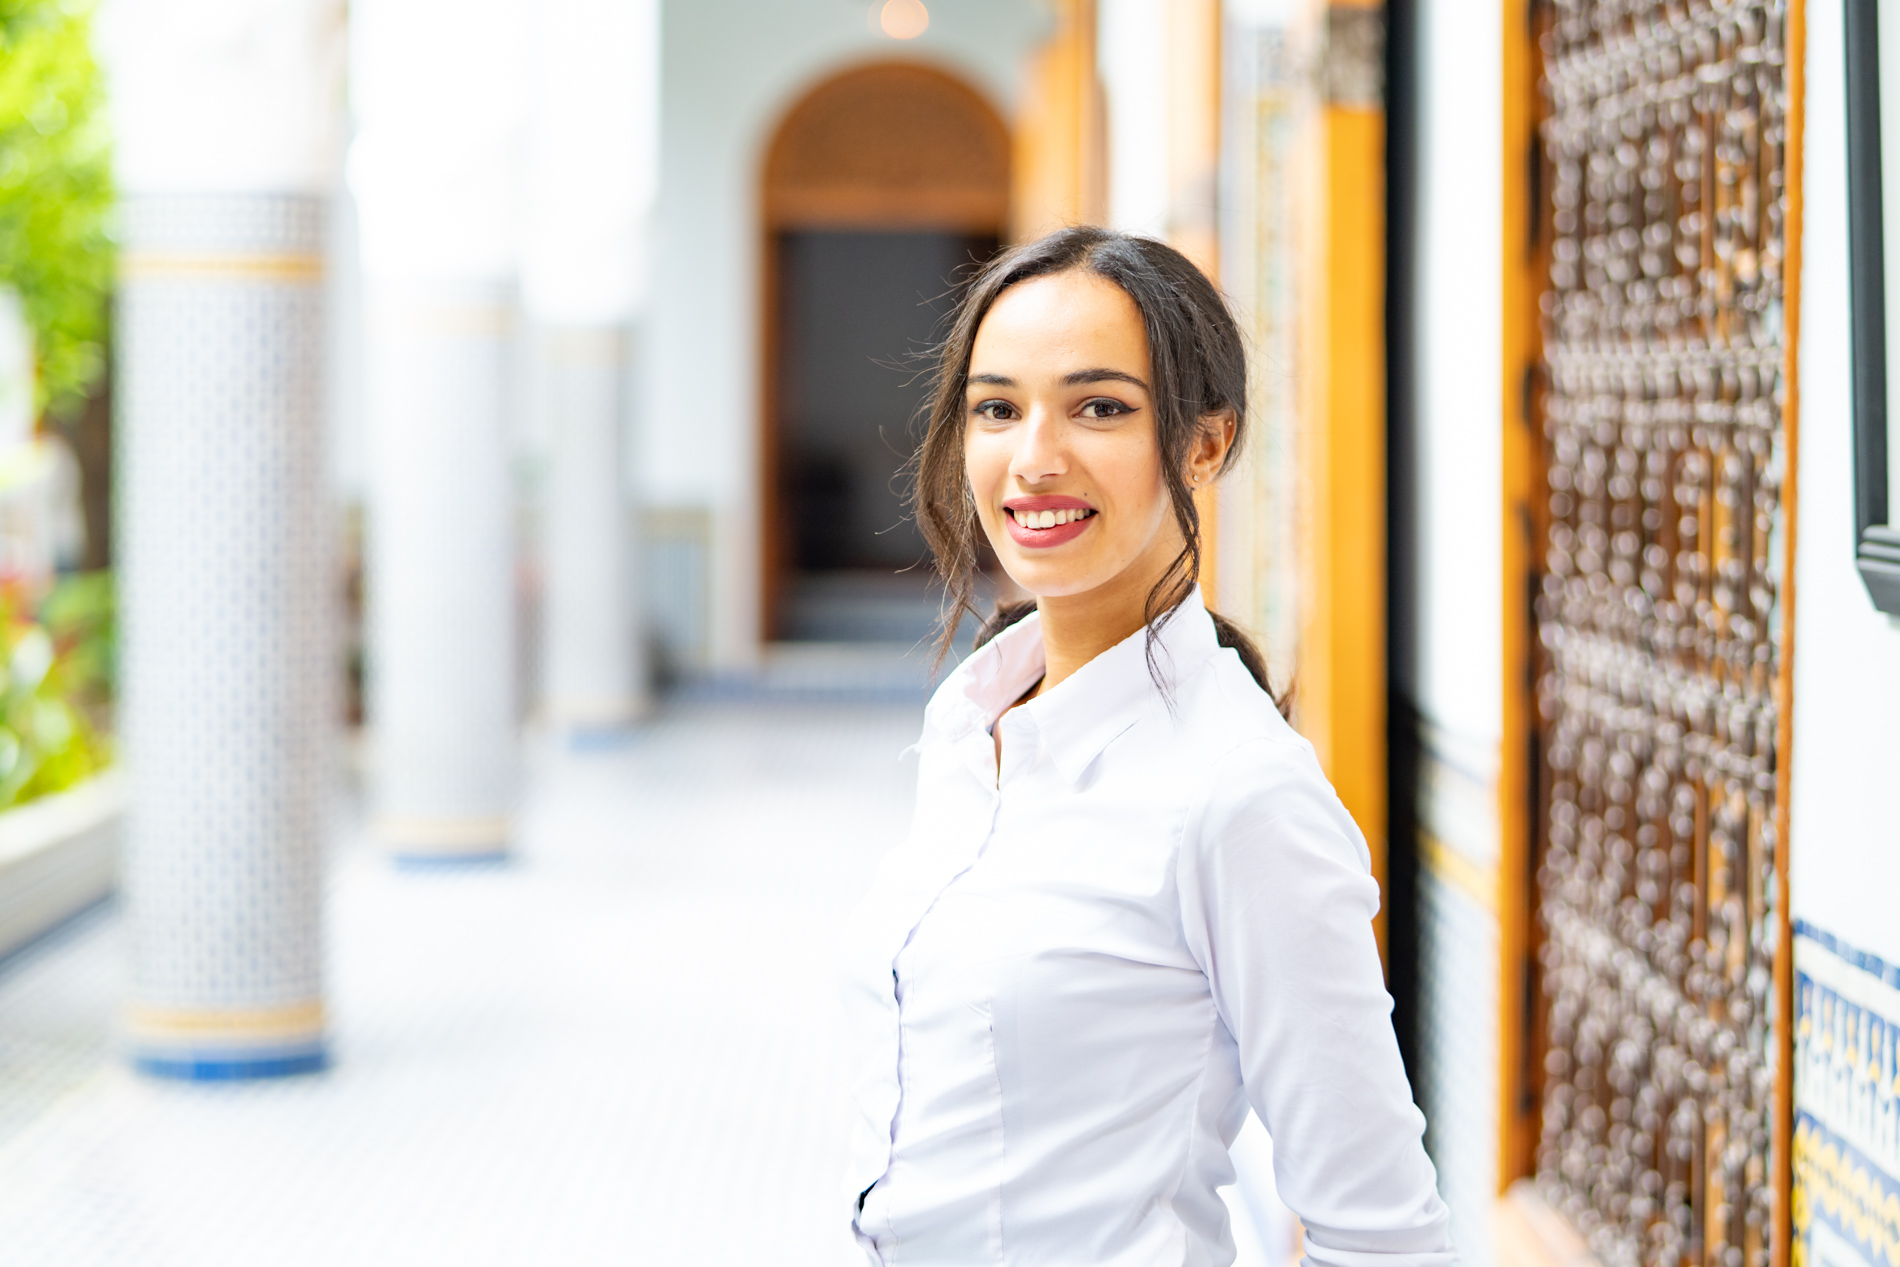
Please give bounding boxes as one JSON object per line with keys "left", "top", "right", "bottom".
{"left": 841, "top": 590, "right": 1457, "bottom": 1266}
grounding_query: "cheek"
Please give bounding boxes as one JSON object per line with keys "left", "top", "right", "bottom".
{"left": 963, "top": 432, "right": 1010, "bottom": 506}
{"left": 1086, "top": 432, "right": 1170, "bottom": 529}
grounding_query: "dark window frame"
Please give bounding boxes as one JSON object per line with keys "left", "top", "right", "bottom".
{"left": 1845, "top": 0, "right": 1900, "bottom": 611}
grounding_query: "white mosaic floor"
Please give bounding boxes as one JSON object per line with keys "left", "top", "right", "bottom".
{"left": 0, "top": 699, "right": 1293, "bottom": 1267}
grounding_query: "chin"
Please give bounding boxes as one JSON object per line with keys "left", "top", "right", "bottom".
{"left": 995, "top": 554, "right": 1113, "bottom": 600}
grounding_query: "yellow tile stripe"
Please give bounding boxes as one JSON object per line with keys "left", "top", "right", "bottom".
{"left": 375, "top": 814, "right": 511, "bottom": 850}
{"left": 544, "top": 329, "right": 624, "bottom": 368}
{"left": 390, "top": 307, "right": 514, "bottom": 338}
{"left": 1418, "top": 829, "right": 1499, "bottom": 916}
{"left": 127, "top": 999, "right": 325, "bottom": 1042}
{"left": 120, "top": 252, "right": 324, "bottom": 282}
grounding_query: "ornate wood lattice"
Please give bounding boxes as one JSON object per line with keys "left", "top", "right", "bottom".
{"left": 1533, "top": 6, "right": 1788, "bottom": 1267}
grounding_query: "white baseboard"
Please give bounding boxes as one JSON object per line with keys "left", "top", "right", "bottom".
{"left": 0, "top": 770, "right": 125, "bottom": 963}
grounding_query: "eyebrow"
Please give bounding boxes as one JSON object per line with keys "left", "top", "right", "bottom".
{"left": 1064, "top": 368, "right": 1149, "bottom": 390}
{"left": 965, "top": 369, "right": 1150, "bottom": 391}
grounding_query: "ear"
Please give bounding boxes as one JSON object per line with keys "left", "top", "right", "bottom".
{"left": 1186, "top": 409, "right": 1238, "bottom": 488}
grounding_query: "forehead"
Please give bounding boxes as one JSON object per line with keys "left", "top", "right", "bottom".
{"left": 968, "top": 271, "right": 1149, "bottom": 378}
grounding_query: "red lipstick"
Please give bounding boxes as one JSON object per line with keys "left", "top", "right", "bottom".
{"left": 1002, "top": 495, "right": 1098, "bottom": 549}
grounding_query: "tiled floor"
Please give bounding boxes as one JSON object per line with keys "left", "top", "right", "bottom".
{"left": 0, "top": 699, "right": 1292, "bottom": 1266}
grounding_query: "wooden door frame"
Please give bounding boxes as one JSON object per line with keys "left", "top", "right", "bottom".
{"left": 1498, "top": 0, "right": 1545, "bottom": 1198}
{"left": 757, "top": 60, "right": 1012, "bottom": 641}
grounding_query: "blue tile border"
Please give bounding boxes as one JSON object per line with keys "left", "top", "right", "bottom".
{"left": 134, "top": 1050, "right": 328, "bottom": 1081}
{"left": 1794, "top": 918, "right": 1900, "bottom": 990}
{"left": 565, "top": 728, "right": 637, "bottom": 752}
{"left": 390, "top": 853, "right": 510, "bottom": 871}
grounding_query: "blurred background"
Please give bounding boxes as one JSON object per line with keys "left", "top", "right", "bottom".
{"left": 0, "top": 2, "right": 1893, "bottom": 1267}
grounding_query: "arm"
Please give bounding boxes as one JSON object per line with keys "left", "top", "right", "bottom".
{"left": 1178, "top": 739, "right": 1459, "bottom": 1267}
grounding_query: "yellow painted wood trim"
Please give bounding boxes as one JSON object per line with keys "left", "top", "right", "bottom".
{"left": 1166, "top": 0, "right": 1223, "bottom": 604}
{"left": 1773, "top": 6, "right": 1805, "bottom": 1265}
{"left": 120, "top": 251, "right": 323, "bottom": 282}
{"left": 1305, "top": 100, "right": 1388, "bottom": 957}
{"left": 1194, "top": 484, "right": 1221, "bottom": 608}
{"left": 1166, "top": 0, "right": 1222, "bottom": 276}
{"left": 1011, "top": 0, "right": 1106, "bottom": 240}
{"left": 1499, "top": 0, "right": 1543, "bottom": 1194}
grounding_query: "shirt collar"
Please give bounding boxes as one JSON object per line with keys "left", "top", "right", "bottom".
{"left": 924, "top": 586, "right": 1225, "bottom": 785}
{"left": 923, "top": 605, "right": 1048, "bottom": 743}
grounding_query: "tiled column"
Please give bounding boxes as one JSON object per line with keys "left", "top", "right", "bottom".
{"left": 524, "top": 0, "right": 657, "bottom": 731}
{"left": 364, "top": 282, "right": 517, "bottom": 858}
{"left": 539, "top": 327, "right": 641, "bottom": 728}
{"left": 100, "top": 0, "right": 345, "bottom": 1078}
{"left": 352, "top": 0, "right": 525, "bottom": 859}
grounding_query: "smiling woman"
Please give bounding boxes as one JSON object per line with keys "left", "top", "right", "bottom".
{"left": 913, "top": 228, "right": 1258, "bottom": 691}
{"left": 838, "top": 227, "right": 1458, "bottom": 1266}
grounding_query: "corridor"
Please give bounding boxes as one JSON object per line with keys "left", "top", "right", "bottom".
{"left": 0, "top": 702, "right": 922, "bottom": 1266}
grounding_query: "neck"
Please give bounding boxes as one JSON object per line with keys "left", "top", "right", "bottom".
{"left": 1032, "top": 536, "right": 1187, "bottom": 695}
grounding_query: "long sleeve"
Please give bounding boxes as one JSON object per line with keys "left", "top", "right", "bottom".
{"left": 1177, "top": 737, "right": 1459, "bottom": 1267}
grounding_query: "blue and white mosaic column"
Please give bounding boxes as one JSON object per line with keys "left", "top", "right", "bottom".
{"left": 364, "top": 282, "right": 518, "bottom": 859}
{"left": 539, "top": 327, "right": 643, "bottom": 730}
{"left": 99, "top": 0, "right": 345, "bottom": 1080}
{"left": 352, "top": 0, "right": 528, "bottom": 860}
{"left": 116, "top": 197, "right": 333, "bottom": 1078}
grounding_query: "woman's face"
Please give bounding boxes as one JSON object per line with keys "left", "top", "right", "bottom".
{"left": 963, "top": 270, "right": 1214, "bottom": 603}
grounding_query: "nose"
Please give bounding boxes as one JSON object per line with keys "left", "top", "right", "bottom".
{"left": 1007, "top": 405, "right": 1067, "bottom": 486}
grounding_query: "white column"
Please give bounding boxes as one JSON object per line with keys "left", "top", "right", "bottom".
{"left": 98, "top": 0, "right": 344, "bottom": 1077}
{"left": 524, "top": 0, "right": 658, "bottom": 731}
{"left": 350, "top": 0, "right": 526, "bottom": 859}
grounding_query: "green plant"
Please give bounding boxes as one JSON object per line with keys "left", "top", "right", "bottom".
{"left": 0, "top": 0, "right": 113, "bottom": 422}
{"left": 0, "top": 569, "right": 111, "bottom": 807}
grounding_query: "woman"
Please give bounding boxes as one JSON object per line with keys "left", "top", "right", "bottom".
{"left": 841, "top": 227, "right": 1456, "bottom": 1266}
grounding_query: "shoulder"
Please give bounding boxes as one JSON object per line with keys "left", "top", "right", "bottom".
{"left": 1169, "top": 650, "right": 1319, "bottom": 792}
{"left": 1170, "top": 656, "right": 1372, "bottom": 879}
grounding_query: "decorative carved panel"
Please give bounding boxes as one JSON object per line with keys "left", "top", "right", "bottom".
{"left": 1533, "top": 7, "right": 1788, "bottom": 1267}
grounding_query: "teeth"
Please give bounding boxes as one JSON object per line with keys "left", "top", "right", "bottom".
{"left": 1013, "top": 507, "right": 1093, "bottom": 527}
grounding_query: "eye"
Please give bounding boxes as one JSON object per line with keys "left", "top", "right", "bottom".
{"left": 971, "top": 399, "right": 1017, "bottom": 422}
{"left": 1078, "top": 397, "right": 1133, "bottom": 420}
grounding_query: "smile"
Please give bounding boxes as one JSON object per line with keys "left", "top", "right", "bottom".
{"left": 1003, "top": 500, "right": 1097, "bottom": 549}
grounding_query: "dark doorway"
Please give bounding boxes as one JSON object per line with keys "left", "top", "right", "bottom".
{"left": 772, "top": 229, "right": 996, "bottom": 642}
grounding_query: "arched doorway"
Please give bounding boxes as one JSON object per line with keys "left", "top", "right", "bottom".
{"left": 761, "top": 61, "right": 1010, "bottom": 642}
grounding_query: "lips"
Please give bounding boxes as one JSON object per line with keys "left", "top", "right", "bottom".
{"left": 1002, "top": 495, "right": 1098, "bottom": 549}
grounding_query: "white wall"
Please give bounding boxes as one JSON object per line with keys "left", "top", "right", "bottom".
{"left": 1406, "top": 7, "right": 1504, "bottom": 1264}
{"left": 1790, "top": 0, "right": 1900, "bottom": 965}
{"left": 1409, "top": 0, "right": 1503, "bottom": 766}
{"left": 1098, "top": 0, "right": 1169, "bottom": 237}
{"left": 647, "top": 0, "right": 1047, "bottom": 668}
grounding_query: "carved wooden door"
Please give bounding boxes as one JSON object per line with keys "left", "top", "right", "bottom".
{"left": 1532, "top": 6, "right": 1790, "bottom": 1267}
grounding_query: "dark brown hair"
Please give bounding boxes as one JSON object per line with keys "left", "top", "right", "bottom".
{"left": 910, "top": 225, "right": 1281, "bottom": 705}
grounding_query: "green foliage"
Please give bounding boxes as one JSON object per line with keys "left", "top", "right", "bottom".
{"left": 0, "top": 569, "right": 111, "bottom": 808}
{"left": 0, "top": 0, "right": 113, "bottom": 421}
